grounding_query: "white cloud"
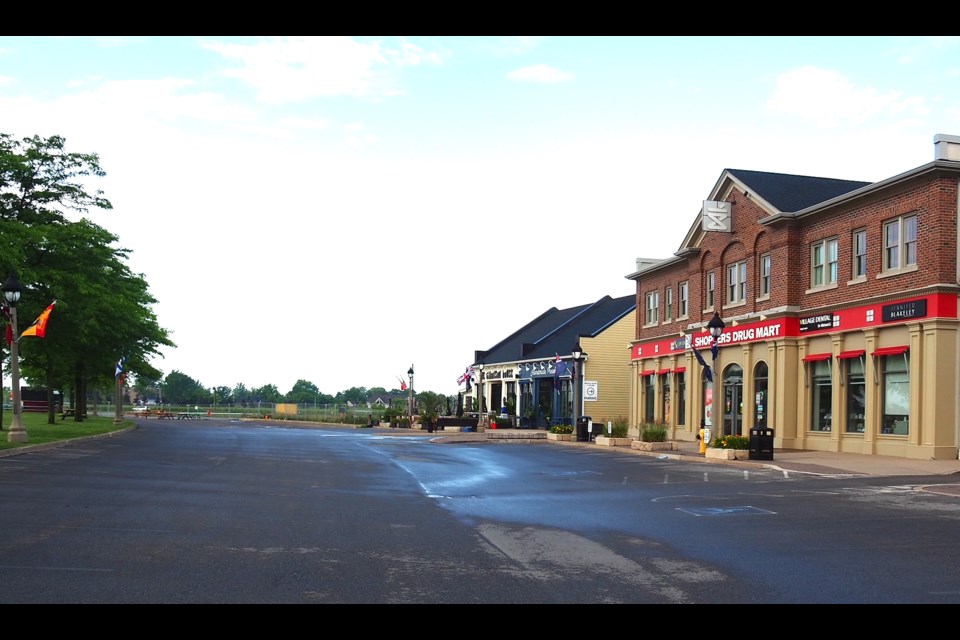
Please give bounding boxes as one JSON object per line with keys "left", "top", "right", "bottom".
{"left": 506, "top": 64, "right": 573, "bottom": 84}
{"left": 201, "top": 36, "right": 440, "bottom": 105}
{"left": 764, "top": 65, "right": 923, "bottom": 127}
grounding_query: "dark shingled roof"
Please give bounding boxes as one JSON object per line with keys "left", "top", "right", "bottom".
{"left": 726, "top": 169, "right": 870, "bottom": 214}
{"left": 477, "top": 294, "right": 635, "bottom": 366}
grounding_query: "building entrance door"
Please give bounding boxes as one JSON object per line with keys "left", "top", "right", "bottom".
{"left": 722, "top": 364, "right": 744, "bottom": 436}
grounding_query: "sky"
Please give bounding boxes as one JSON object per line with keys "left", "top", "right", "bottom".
{"left": 2, "top": 35, "right": 959, "bottom": 398}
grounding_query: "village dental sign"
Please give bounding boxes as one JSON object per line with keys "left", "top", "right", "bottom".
{"left": 630, "top": 292, "right": 956, "bottom": 360}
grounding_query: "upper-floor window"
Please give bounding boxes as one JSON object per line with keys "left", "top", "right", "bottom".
{"left": 665, "top": 286, "right": 673, "bottom": 322}
{"left": 811, "top": 237, "right": 839, "bottom": 287}
{"left": 852, "top": 229, "right": 867, "bottom": 279}
{"left": 706, "top": 271, "right": 716, "bottom": 309}
{"left": 883, "top": 214, "right": 917, "bottom": 271}
{"left": 645, "top": 290, "right": 659, "bottom": 325}
{"left": 758, "top": 253, "right": 771, "bottom": 298}
{"left": 678, "top": 281, "right": 689, "bottom": 318}
{"left": 727, "top": 261, "right": 747, "bottom": 305}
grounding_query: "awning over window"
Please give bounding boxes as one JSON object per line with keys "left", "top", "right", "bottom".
{"left": 657, "top": 368, "right": 671, "bottom": 375}
{"left": 802, "top": 353, "right": 832, "bottom": 362}
{"left": 872, "top": 345, "right": 909, "bottom": 357}
{"left": 837, "top": 350, "right": 866, "bottom": 360}
{"left": 641, "top": 369, "right": 655, "bottom": 377}
{"left": 673, "top": 367, "right": 686, "bottom": 374}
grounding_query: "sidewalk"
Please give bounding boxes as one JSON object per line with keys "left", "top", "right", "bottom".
{"left": 430, "top": 428, "right": 960, "bottom": 481}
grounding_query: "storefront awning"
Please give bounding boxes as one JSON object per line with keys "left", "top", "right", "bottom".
{"left": 641, "top": 369, "right": 655, "bottom": 377}
{"left": 837, "top": 350, "right": 866, "bottom": 360}
{"left": 673, "top": 367, "right": 686, "bottom": 373}
{"left": 802, "top": 353, "right": 832, "bottom": 362}
{"left": 657, "top": 368, "right": 671, "bottom": 375}
{"left": 872, "top": 345, "right": 909, "bottom": 357}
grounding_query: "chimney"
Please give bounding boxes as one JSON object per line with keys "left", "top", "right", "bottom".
{"left": 933, "top": 134, "right": 960, "bottom": 161}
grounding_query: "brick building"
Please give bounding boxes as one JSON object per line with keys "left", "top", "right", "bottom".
{"left": 627, "top": 133, "right": 960, "bottom": 461}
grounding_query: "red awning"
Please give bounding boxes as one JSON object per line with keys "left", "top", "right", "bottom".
{"left": 872, "top": 345, "right": 909, "bottom": 357}
{"left": 673, "top": 367, "right": 686, "bottom": 373}
{"left": 837, "top": 350, "right": 866, "bottom": 360}
{"left": 641, "top": 369, "right": 655, "bottom": 376}
{"left": 657, "top": 368, "right": 671, "bottom": 375}
{"left": 802, "top": 353, "right": 832, "bottom": 362}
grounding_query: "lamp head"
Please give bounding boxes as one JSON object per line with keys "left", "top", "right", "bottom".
{"left": 2, "top": 273, "right": 22, "bottom": 305}
{"left": 477, "top": 362, "right": 484, "bottom": 371}
{"left": 707, "top": 312, "right": 725, "bottom": 338}
{"left": 571, "top": 341, "right": 582, "bottom": 361}
{"left": 407, "top": 365, "right": 414, "bottom": 379}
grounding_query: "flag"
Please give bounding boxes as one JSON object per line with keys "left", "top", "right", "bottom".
{"left": 691, "top": 344, "right": 713, "bottom": 381}
{"left": 116, "top": 356, "right": 125, "bottom": 379}
{"left": 711, "top": 339, "right": 719, "bottom": 361}
{"left": 692, "top": 345, "right": 707, "bottom": 369}
{"left": 397, "top": 375, "right": 407, "bottom": 391}
{"left": 20, "top": 300, "right": 56, "bottom": 339}
{"left": 553, "top": 354, "right": 568, "bottom": 387}
{"left": 457, "top": 366, "right": 474, "bottom": 386}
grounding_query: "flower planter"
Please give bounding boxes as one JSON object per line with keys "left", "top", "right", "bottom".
{"left": 705, "top": 447, "right": 750, "bottom": 460}
{"left": 594, "top": 436, "right": 633, "bottom": 447}
{"left": 631, "top": 440, "right": 678, "bottom": 452}
{"left": 547, "top": 433, "right": 574, "bottom": 441}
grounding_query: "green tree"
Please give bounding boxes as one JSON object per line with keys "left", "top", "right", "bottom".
{"left": 252, "top": 384, "right": 282, "bottom": 403}
{"left": 163, "top": 371, "right": 206, "bottom": 405}
{"left": 285, "top": 379, "right": 319, "bottom": 404}
{"left": 0, "top": 133, "right": 173, "bottom": 423}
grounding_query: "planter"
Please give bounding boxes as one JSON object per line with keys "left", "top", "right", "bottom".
{"left": 594, "top": 436, "right": 633, "bottom": 447}
{"left": 547, "top": 433, "right": 574, "bottom": 442}
{"left": 705, "top": 447, "right": 750, "bottom": 460}
{"left": 631, "top": 440, "right": 678, "bottom": 452}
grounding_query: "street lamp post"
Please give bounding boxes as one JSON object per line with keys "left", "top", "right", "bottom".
{"left": 571, "top": 342, "right": 586, "bottom": 432}
{"left": 407, "top": 365, "right": 414, "bottom": 429}
{"left": 704, "top": 311, "right": 726, "bottom": 446}
{"left": 476, "top": 363, "right": 484, "bottom": 429}
{"left": 2, "top": 274, "right": 27, "bottom": 442}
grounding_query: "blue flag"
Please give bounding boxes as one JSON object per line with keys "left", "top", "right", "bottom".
{"left": 703, "top": 365, "right": 713, "bottom": 383}
{"left": 711, "top": 340, "right": 719, "bottom": 361}
{"left": 693, "top": 346, "right": 707, "bottom": 368}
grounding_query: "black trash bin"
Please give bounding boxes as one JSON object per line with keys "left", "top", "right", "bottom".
{"left": 749, "top": 427, "right": 774, "bottom": 460}
{"left": 576, "top": 416, "right": 592, "bottom": 443}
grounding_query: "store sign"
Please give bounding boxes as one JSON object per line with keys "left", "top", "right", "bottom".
{"left": 882, "top": 299, "right": 927, "bottom": 322}
{"left": 799, "top": 313, "right": 834, "bottom": 332}
{"left": 702, "top": 200, "right": 732, "bottom": 232}
{"left": 583, "top": 381, "right": 598, "bottom": 402}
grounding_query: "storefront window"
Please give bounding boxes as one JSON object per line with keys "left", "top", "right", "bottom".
{"left": 643, "top": 374, "right": 655, "bottom": 423}
{"left": 811, "top": 359, "right": 832, "bottom": 431}
{"left": 660, "top": 373, "right": 671, "bottom": 425}
{"left": 845, "top": 357, "right": 865, "bottom": 433}
{"left": 753, "top": 361, "right": 768, "bottom": 429}
{"left": 676, "top": 372, "right": 686, "bottom": 426}
{"left": 881, "top": 355, "right": 910, "bottom": 435}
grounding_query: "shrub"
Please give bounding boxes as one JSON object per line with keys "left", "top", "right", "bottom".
{"left": 641, "top": 424, "right": 668, "bottom": 442}
{"left": 611, "top": 416, "right": 629, "bottom": 438}
{"left": 712, "top": 434, "right": 749, "bottom": 450}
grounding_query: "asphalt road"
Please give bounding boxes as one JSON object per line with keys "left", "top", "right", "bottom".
{"left": 1, "top": 419, "right": 959, "bottom": 604}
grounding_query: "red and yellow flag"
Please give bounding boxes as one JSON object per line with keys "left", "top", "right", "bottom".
{"left": 20, "top": 300, "right": 56, "bottom": 339}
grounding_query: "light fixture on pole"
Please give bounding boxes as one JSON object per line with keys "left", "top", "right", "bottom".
{"left": 476, "top": 362, "right": 484, "bottom": 428}
{"left": 704, "top": 311, "right": 725, "bottom": 443}
{"left": 407, "top": 365, "right": 414, "bottom": 429}
{"left": 2, "top": 274, "right": 27, "bottom": 442}
{"left": 571, "top": 342, "right": 586, "bottom": 429}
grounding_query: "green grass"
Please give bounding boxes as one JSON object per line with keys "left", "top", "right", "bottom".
{"left": 0, "top": 411, "right": 131, "bottom": 451}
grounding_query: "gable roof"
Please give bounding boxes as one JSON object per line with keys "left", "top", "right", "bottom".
{"left": 722, "top": 169, "right": 871, "bottom": 214}
{"left": 476, "top": 294, "right": 635, "bottom": 366}
{"left": 631, "top": 169, "right": 873, "bottom": 279}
